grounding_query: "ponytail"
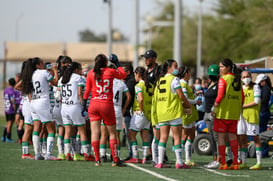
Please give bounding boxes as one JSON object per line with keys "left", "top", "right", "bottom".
{"left": 62, "top": 62, "right": 81, "bottom": 84}
{"left": 94, "top": 54, "right": 107, "bottom": 80}
{"left": 21, "top": 57, "right": 41, "bottom": 94}
{"left": 221, "top": 58, "right": 241, "bottom": 91}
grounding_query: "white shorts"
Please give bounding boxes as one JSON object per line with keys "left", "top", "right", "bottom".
{"left": 52, "top": 104, "right": 63, "bottom": 126}
{"left": 183, "top": 122, "right": 195, "bottom": 129}
{"left": 115, "top": 111, "right": 123, "bottom": 131}
{"left": 22, "top": 100, "right": 32, "bottom": 125}
{"left": 129, "top": 113, "right": 150, "bottom": 132}
{"left": 31, "top": 98, "right": 52, "bottom": 123}
{"left": 61, "top": 104, "right": 85, "bottom": 126}
{"left": 158, "top": 118, "right": 182, "bottom": 127}
{"left": 237, "top": 115, "right": 259, "bottom": 136}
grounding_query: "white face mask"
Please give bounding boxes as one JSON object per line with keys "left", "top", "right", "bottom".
{"left": 242, "top": 77, "right": 251, "bottom": 85}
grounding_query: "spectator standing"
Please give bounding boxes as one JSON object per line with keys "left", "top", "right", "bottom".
{"left": 255, "top": 74, "right": 272, "bottom": 157}
{"left": 2, "top": 78, "right": 17, "bottom": 142}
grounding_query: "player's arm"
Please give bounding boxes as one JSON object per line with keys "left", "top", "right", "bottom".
{"left": 14, "top": 80, "right": 22, "bottom": 90}
{"left": 49, "top": 64, "right": 59, "bottom": 86}
{"left": 137, "top": 91, "right": 144, "bottom": 112}
{"left": 78, "top": 86, "right": 83, "bottom": 104}
{"left": 122, "top": 91, "right": 131, "bottom": 115}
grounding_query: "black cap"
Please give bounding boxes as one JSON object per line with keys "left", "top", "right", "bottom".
{"left": 141, "top": 49, "right": 157, "bottom": 59}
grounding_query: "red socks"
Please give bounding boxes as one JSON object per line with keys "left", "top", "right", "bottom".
{"left": 229, "top": 139, "right": 238, "bottom": 164}
{"left": 218, "top": 145, "right": 226, "bottom": 165}
{"left": 109, "top": 139, "right": 119, "bottom": 162}
{"left": 91, "top": 140, "right": 100, "bottom": 162}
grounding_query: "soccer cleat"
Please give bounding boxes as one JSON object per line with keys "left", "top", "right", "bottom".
{"left": 218, "top": 163, "right": 228, "bottom": 170}
{"left": 124, "top": 157, "right": 140, "bottom": 164}
{"left": 66, "top": 153, "right": 73, "bottom": 161}
{"left": 100, "top": 155, "right": 107, "bottom": 162}
{"left": 176, "top": 163, "right": 190, "bottom": 169}
{"left": 112, "top": 160, "right": 127, "bottom": 167}
{"left": 44, "top": 154, "right": 61, "bottom": 161}
{"left": 95, "top": 160, "right": 101, "bottom": 166}
{"left": 228, "top": 163, "right": 238, "bottom": 170}
{"left": 1, "top": 136, "right": 5, "bottom": 142}
{"left": 35, "top": 154, "right": 44, "bottom": 160}
{"left": 18, "top": 139, "right": 22, "bottom": 144}
{"left": 185, "top": 160, "right": 196, "bottom": 166}
{"left": 239, "top": 163, "right": 248, "bottom": 169}
{"left": 250, "top": 163, "right": 262, "bottom": 170}
{"left": 154, "top": 163, "right": 171, "bottom": 168}
{"left": 57, "top": 153, "right": 66, "bottom": 160}
{"left": 84, "top": 153, "right": 95, "bottom": 161}
{"left": 21, "top": 154, "right": 34, "bottom": 159}
{"left": 204, "top": 161, "right": 220, "bottom": 169}
{"left": 73, "top": 153, "right": 84, "bottom": 161}
{"left": 5, "top": 138, "right": 14, "bottom": 143}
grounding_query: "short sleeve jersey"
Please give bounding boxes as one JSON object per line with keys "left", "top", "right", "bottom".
{"left": 59, "top": 73, "right": 85, "bottom": 105}
{"left": 4, "top": 87, "right": 16, "bottom": 114}
{"left": 83, "top": 67, "right": 127, "bottom": 103}
{"left": 32, "top": 69, "right": 53, "bottom": 100}
{"left": 113, "top": 78, "right": 129, "bottom": 107}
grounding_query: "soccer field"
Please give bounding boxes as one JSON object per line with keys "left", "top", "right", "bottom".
{"left": 0, "top": 117, "right": 273, "bottom": 181}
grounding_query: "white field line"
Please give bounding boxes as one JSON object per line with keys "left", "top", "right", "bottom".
{"left": 106, "top": 153, "right": 177, "bottom": 181}
{"left": 199, "top": 166, "right": 250, "bottom": 177}
{"left": 126, "top": 163, "right": 178, "bottom": 181}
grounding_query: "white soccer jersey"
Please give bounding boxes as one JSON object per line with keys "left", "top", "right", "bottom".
{"left": 32, "top": 69, "right": 53, "bottom": 100}
{"left": 113, "top": 78, "right": 128, "bottom": 107}
{"left": 58, "top": 73, "right": 85, "bottom": 105}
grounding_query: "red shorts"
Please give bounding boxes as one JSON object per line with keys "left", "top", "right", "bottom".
{"left": 213, "top": 118, "right": 238, "bottom": 134}
{"left": 88, "top": 100, "right": 116, "bottom": 126}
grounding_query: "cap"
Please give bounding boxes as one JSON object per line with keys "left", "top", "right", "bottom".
{"left": 141, "top": 50, "right": 157, "bottom": 59}
{"left": 255, "top": 74, "right": 267, "bottom": 84}
{"left": 207, "top": 64, "right": 219, "bottom": 76}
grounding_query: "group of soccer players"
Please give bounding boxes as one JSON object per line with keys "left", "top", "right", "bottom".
{"left": 2, "top": 49, "right": 268, "bottom": 170}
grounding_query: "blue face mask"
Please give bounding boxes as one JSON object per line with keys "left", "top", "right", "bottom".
{"left": 172, "top": 69, "right": 179, "bottom": 76}
{"left": 195, "top": 84, "right": 202, "bottom": 91}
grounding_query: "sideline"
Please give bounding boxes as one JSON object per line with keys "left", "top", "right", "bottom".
{"left": 199, "top": 166, "right": 250, "bottom": 177}
{"left": 127, "top": 163, "right": 179, "bottom": 181}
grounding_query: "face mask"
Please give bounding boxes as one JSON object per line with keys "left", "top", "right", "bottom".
{"left": 195, "top": 84, "right": 202, "bottom": 91}
{"left": 242, "top": 77, "right": 251, "bottom": 85}
{"left": 172, "top": 69, "right": 179, "bottom": 76}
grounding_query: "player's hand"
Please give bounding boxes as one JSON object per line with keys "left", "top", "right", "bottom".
{"left": 81, "top": 99, "right": 87, "bottom": 117}
{"left": 109, "top": 53, "right": 121, "bottom": 67}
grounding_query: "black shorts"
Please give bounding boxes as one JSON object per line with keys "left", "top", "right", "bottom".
{"left": 5, "top": 114, "right": 15, "bottom": 122}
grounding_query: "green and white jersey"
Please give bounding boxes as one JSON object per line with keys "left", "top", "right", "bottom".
{"left": 32, "top": 69, "right": 53, "bottom": 100}
{"left": 242, "top": 84, "right": 261, "bottom": 124}
{"left": 133, "top": 80, "right": 153, "bottom": 121}
{"left": 58, "top": 73, "right": 85, "bottom": 105}
{"left": 113, "top": 78, "right": 128, "bottom": 108}
{"left": 152, "top": 74, "right": 182, "bottom": 125}
{"left": 180, "top": 79, "right": 198, "bottom": 125}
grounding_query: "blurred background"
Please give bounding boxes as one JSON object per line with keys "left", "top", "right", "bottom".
{"left": 1, "top": 0, "right": 273, "bottom": 88}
